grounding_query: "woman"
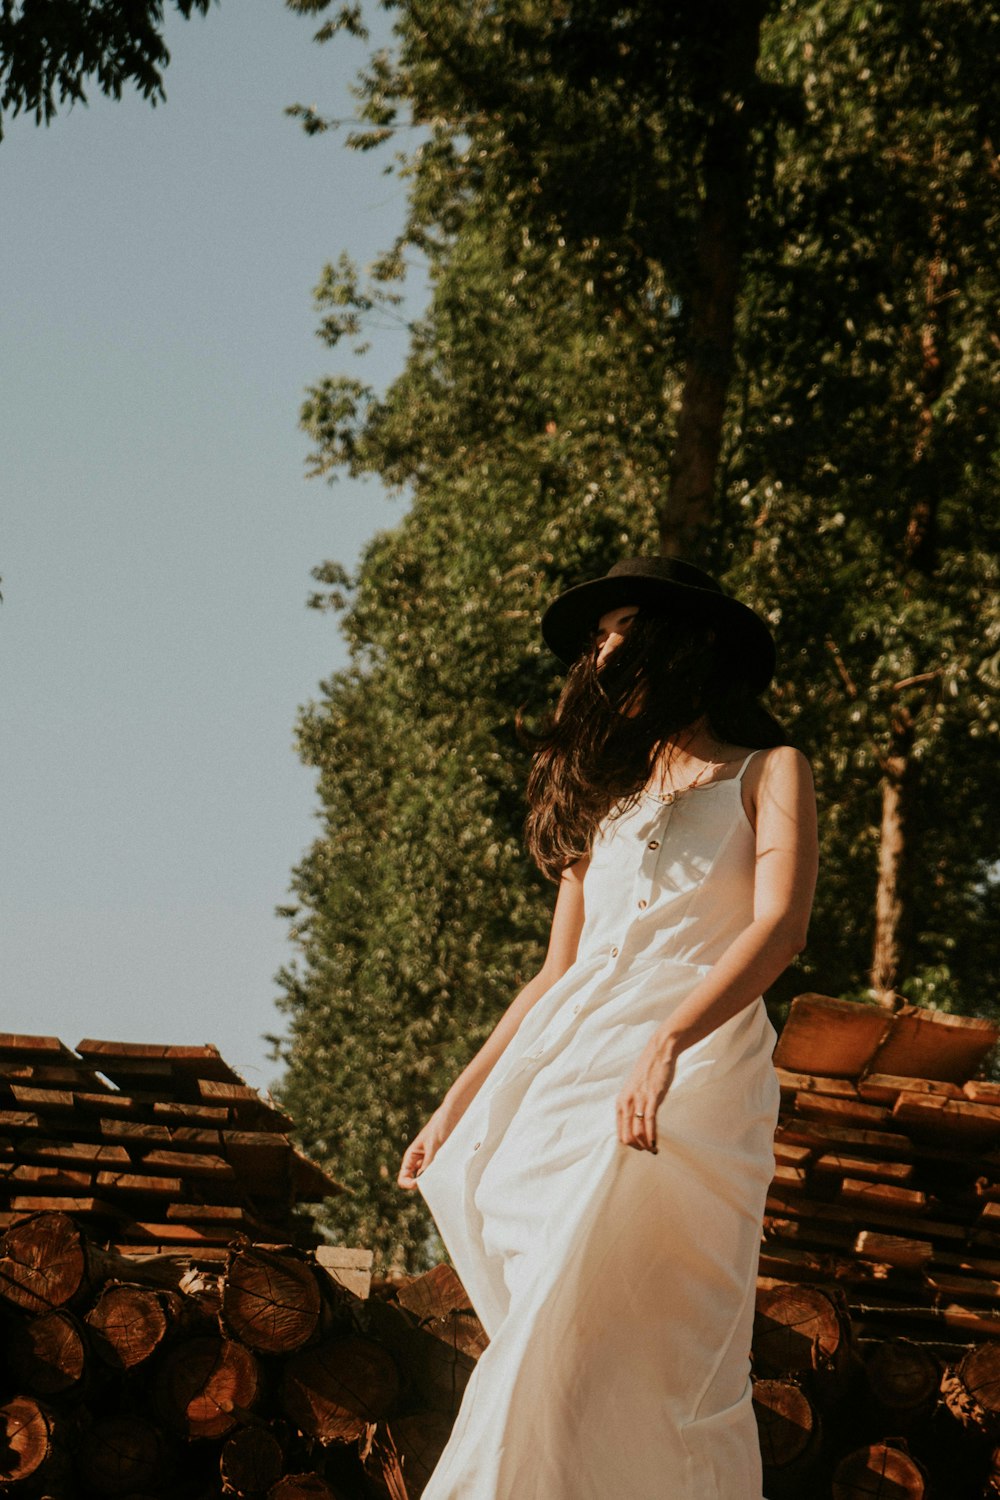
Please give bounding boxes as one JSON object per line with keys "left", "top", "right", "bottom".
{"left": 398, "top": 555, "right": 818, "bottom": 1500}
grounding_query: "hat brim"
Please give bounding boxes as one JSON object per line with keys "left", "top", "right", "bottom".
{"left": 540, "top": 575, "right": 776, "bottom": 690}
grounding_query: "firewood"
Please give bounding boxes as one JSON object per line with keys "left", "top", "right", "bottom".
{"left": 943, "top": 1342, "right": 1000, "bottom": 1439}
{"left": 86, "top": 1284, "right": 190, "bottom": 1371}
{"left": 220, "top": 1425, "right": 285, "bottom": 1495}
{"left": 222, "top": 1245, "right": 323, "bottom": 1355}
{"left": 751, "top": 1378, "right": 822, "bottom": 1497}
{"left": 0, "top": 1395, "right": 55, "bottom": 1486}
{"left": 0, "top": 1210, "right": 89, "bottom": 1314}
{"left": 156, "top": 1334, "right": 262, "bottom": 1440}
{"left": 862, "top": 1339, "right": 941, "bottom": 1426}
{"left": 831, "top": 1440, "right": 928, "bottom": 1498}
{"left": 267, "top": 1476, "right": 338, "bottom": 1500}
{"left": 76, "top": 1415, "right": 172, "bottom": 1496}
{"left": 753, "top": 1282, "right": 851, "bottom": 1382}
{"left": 281, "top": 1336, "right": 401, "bottom": 1444}
{"left": 4, "top": 1308, "right": 87, "bottom": 1395}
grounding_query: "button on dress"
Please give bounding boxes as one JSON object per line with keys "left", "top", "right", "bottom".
{"left": 417, "top": 749, "right": 781, "bottom": 1499}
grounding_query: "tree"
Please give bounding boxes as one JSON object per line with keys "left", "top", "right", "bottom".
{"left": 275, "top": 0, "right": 1000, "bottom": 1269}
{"left": 0, "top": 0, "right": 214, "bottom": 138}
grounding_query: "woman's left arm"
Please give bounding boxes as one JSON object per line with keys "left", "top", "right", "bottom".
{"left": 617, "top": 745, "right": 818, "bottom": 1152}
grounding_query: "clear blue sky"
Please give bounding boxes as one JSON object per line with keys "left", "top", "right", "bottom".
{"left": 1, "top": 0, "right": 418, "bottom": 1090}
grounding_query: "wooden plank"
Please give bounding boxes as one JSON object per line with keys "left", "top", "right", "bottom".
{"left": 794, "top": 1093, "right": 891, "bottom": 1129}
{"left": 965, "top": 1080, "right": 1000, "bottom": 1104}
{"left": 774, "top": 1069, "right": 859, "bottom": 1099}
{"left": 766, "top": 1190, "right": 965, "bottom": 1241}
{"left": 773, "top": 995, "right": 892, "bottom": 1078}
{"left": 19, "top": 1140, "right": 131, "bottom": 1168}
{"left": 98, "top": 1119, "right": 172, "bottom": 1143}
{"left": 7, "top": 1085, "right": 76, "bottom": 1112}
{"left": 869, "top": 1006, "right": 1000, "bottom": 1086}
{"left": 151, "top": 1101, "right": 231, "bottom": 1125}
{"left": 76, "top": 1039, "right": 245, "bottom": 1084}
{"left": 8, "top": 1165, "right": 93, "bottom": 1191}
{"left": 10, "top": 1195, "right": 120, "bottom": 1215}
{"left": 0, "top": 1063, "right": 112, "bottom": 1090}
{"left": 774, "top": 1142, "right": 812, "bottom": 1167}
{"left": 855, "top": 1230, "right": 933, "bottom": 1270}
{"left": 195, "top": 1080, "right": 293, "bottom": 1130}
{"left": 0, "top": 1035, "right": 77, "bottom": 1061}
{"left": 892, "top": 1092, "right": 1000, "bottom": 1147}
{"left": 164, "top": 1203, "right": 255, "bottom": 1224}
{"left": 840, "top": 1178, "right": 928, "bottom": 1214}
{"left": 0, "top": 1110, "right": 43, "bottom": 1131}
{"left": 813, "top": 1153, "right": 915, "bottom": 1184}
{"left": 924, "top": 1270, "right": 1000, "bottom": 1301}
{"left": 95, "top": 1172, "right": 185, "bottom": 1196}
{"left": 858, "top": 1074, "right": 963, "bottom": 1104}
{"left": 771, "top": 1163, "right": 808, "bottom": 1191}
{"left": 138, "top": 1149, "right": 236, "bottom": 1180}
{"left": 121, "top": 1220, "right": 238, "bottom": 1245}
{"left": 776, "top": 1119, "right": 914, "bottom": 1156}
{"left": 846, "top": 1297, "right": 1000, "bottom": 1340}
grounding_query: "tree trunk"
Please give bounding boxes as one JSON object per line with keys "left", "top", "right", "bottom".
{"left": 871, "top": 732, "right": 915, "bottom": 1001}
{"left": 659, "top": 2, "right": 766, "bottom": 558}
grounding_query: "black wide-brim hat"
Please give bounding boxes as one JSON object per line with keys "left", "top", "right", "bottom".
{"left": 540, "top": 556, "right": 776, "bottom": 691}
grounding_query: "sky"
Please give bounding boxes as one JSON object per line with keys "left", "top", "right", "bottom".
{"left": 1, "top": 0, "right": 419, "bottom": 1092}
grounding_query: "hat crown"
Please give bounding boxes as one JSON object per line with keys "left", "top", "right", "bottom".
{"left": 606, "top": 557, "right": 724, "bottom": 596}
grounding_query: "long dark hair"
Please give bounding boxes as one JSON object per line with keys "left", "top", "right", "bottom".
{"left": 523, "top": 605, "right": 788, "bottom": 881}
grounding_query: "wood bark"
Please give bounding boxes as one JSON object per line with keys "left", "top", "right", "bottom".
{"left": 659, "top": 2, "right": 766, "bottom": 557}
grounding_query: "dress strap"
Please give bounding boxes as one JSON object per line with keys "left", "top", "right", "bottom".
{"left": 736, "top": 749, "right": 763, "bottom": 781}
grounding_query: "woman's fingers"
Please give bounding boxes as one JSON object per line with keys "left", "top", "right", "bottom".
{"left": 616, "top": 1096, "right": 658, "bottom": 1153}
{"left": 397, "top": 1143, "right": 426, "bottom": 1190}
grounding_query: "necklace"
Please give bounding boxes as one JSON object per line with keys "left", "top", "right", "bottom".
{"left": 650, "top": 756, "right": 726, "bottom": 805}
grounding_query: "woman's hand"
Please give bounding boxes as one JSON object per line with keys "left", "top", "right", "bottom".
{"left": 398, "top": 1107, "right": 457, "bottom": 1191}
{"left": 615, "top": 1036, "right": 678, "bottom": 1154}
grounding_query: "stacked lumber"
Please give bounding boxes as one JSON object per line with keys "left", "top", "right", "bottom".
{"left": 0, "top": 1210, "right": 479, "bottom": 1499}
{"left": 0, "top": 1034, "right": 343, "bottom": 1259}
{"left": 755, "top": 993, "right": 1000, "bottom": 1497}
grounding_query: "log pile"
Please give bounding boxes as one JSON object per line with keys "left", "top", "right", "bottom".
{"left": 0, "top": 1211, "right": 479, "bottom": 1498}
{"left": 754, "top": 992, "right": 1000, "bottom": 1497}
{"left": 0, "top": 1034, "right": 343, "bottom": 1259}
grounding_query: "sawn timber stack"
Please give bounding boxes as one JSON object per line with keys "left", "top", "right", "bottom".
{"left": 0, "top": 1034, "right": 344, "bottom": 1257}
{"left": 762, "top": 993, "right": 1000, "bottom": 1350}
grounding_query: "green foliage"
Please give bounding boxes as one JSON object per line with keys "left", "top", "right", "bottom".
{"left": 0, "top": 0, "right": 214, "bottom": 137}
{"left": 275, "top": 0, "right": 1000, "bottom": 1269}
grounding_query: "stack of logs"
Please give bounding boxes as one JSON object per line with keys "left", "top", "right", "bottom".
{"left": 0, "top": 1035, "right": 343, "bottom": 1258}
{"left": 753, "top": 994, "right": 1000, "bottom": 1497}
{"left": 0, "top": 1210, "right": 481, "bottom": 1498}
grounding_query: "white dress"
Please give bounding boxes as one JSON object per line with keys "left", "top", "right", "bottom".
{"left": 417, "top": 749, "right": 781, "bottom": 1499}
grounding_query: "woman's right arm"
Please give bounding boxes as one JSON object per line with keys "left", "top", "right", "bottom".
{"left": 397, "top": 855, "right": 589, "bottom": 1189}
